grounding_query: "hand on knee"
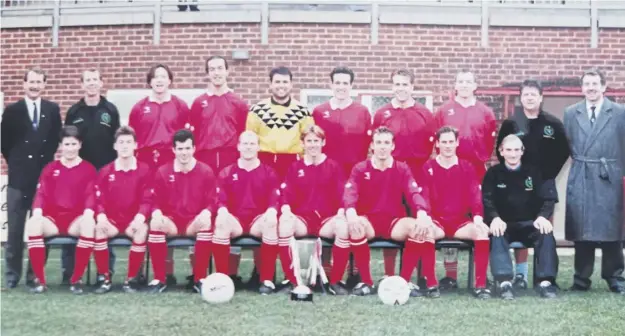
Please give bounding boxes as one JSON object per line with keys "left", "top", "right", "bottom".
{"left": 348, "top": 221, "right": 365, "bottom": 240}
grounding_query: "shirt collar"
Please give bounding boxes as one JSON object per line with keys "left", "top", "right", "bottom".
{"left": 303, "top": 154, "right": 327, "bottom": 166}
{"left": 271, "top": 96, "right": 291, "bottom": 107}
{"left": 24, "top": 96, "right": 41, "bottom": 107}
{"left": 371, "top": 157, "right": 394, "bottom": 171}
{"left": 173, "top": 158, "right": 197, "bottom": 173}
{"left": 149, "top": 92, "right": 172, "bottom": 103}
{"left": 435, "top": 155, "right": 459, "bottom": 168}
{"left": 391, "top": 98, "right": 416, "bottom": 109}
{"left": 329, "top": 98, "right": 353, "bottom": 110}
{"left": 114, "top": 157, "right": 138, "bottom": 172}
{"left": 206, "top": 87, "right": 232, "bottom": 96}
{"left": 454, "top": 97, "right": 477, "bottom": 108}
{"left": 587, "top": 97, "right": 604, "bottom": 115}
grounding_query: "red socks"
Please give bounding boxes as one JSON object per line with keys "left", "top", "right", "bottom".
{"left": 383, "top": 249, "right": 397, "bottom": 276}
{"left": 193, "top": 230, "right": 213, "bottom": 283}
{"left": 260, "top": 237, "right": 279, "bottom": 282}
{"left": 278, "top": 236, "right": 298, "bottom": 285}
{"left": 148, "top": 231, "right": 167, "bottom": 283}
{"left": 474, "top": 239, "right": 490, "bottom": 289}
{"left": 421, "top": 241, "right": 438, "bottom": 288}
{"left": 94, "top": 239, "right": 110, "bottom": 281}
{"left": 212, "top": 235, "right": 230, "bottom": 275}
{"left": 27, "top": 236, "right": 47, "bottom": 285}
{"left": 127, "top": 242, "right": 146, "bottom": 281}
{"left": 70, "top": 236, "right": 94, "bottom": 284}
{"left": 350, "top": 238, "right": 373, "bottom": 286}
{"left": 329, "top": 238, "right": 350, "bottom": 284}
{"left": 399, "top": 238, "right": 421, "bottom": 283}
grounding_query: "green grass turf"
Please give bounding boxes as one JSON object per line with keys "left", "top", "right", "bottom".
{"left": 1, "top": 248, "right": 624, "bottom": 336}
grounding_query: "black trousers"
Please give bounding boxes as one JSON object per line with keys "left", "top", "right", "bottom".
{"left": 4, "top": 187, "right": 35, "bottom": 284}
{"left": 490, "top": 220, "right": 559, "bottom": 284}
{"left": 573, "top": 241, "right": 624, "bottom": 289}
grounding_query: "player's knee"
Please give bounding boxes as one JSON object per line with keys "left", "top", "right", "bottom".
{"left": 25, "top": 218, "right": 43, "bottom": 236}
{"left": 278, "top": 218, "right": 294, "bottom": 238}
{"left": 334, "top": 218, "right": 349, "bottom": 240}
{"left": 95, "top": 227, "right": 108, "bottom": 240}
{"left": 262, "top": 220, "right": 277, "bottom": 240}
{"left": 349, "top": 222, "right": 365, "bottom": 240}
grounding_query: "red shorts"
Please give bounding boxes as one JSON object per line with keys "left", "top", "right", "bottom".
{"left": 196, "top": 148, "right": 238, "bottom": 174}
{"left": 365, "top": 214, "right": 401, "bottom": 239}
{"left": 136, "top": 146, "right": 175, "bottom": 170}
{"left": 234, "top": 214, "right": 264, "bottom": 234}
{"left": 433, "top": 218, "right": 472, "bottom": 238}
{"left": 258, "top": 152, "right": 299, "bottom": 180}
{"left": 294, "top": 213, "right": 333, "bottom": 236}
{"left": 46, "top": 212, "right": 82, "bottom": 235}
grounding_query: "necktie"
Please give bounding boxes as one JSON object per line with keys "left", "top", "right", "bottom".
{"left": 32, "top": 102, "right": 39, "bottom": 130}
{"left": 590, "top": 106, "right": 596, "bottom": 126}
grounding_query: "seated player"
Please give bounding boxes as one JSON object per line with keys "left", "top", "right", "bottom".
{"left": 343, "top": 126, "right": 433, "bottom": 296}
{"left": 483, "top": 134, "right": 559, "bottom": 299}
{"left": 279, "top": 125, "right": 349, "bottom": 295}
{"left": 93, "top": 126, "right": 152, "bottom": 294}
{"left": 211, "top": 131, "right": 281, "bottom": 294}
{"left": 25, "top": 126, "right": 98, "bottom": 294}
{"left": 148, "top": 129, "right": 217, "bottom": 294}
{"left": 420, "top": 126, "right": 491, "bottom": 299}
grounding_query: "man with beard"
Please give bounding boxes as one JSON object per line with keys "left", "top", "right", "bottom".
{"left": 495, "top": 79, "right": 570, "bottom": 289}
{"left": 2, "top": 67, "right": 62, "bottom": 289}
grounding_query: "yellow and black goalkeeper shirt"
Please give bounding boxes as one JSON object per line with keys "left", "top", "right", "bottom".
{"left": 246, "top": 97, "right": 314, "bottom": 154}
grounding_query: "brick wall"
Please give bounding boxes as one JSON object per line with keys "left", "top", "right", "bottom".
{"left": 1, "top": 23, "right": 625, "bottom": 172}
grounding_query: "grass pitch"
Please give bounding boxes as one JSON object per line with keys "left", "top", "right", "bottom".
{"left": 1, "top": 248, "right": 624, "bottom": 336}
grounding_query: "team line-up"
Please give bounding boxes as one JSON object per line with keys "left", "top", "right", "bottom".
{"left": 1, "top": 58, "right": 624, "bottom": 300}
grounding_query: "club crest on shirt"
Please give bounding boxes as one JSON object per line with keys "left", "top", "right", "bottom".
{"left": 345, "top": 182, "right": 352, "bottom": 188}
{"left": 525, "top": 177, "right": 533, "bottom": 191}
{"left": 323, "top": 111, "right": 330, "bottom": 118}
{"left": 298, "top": 169, "right": 305, "bottom": 177}
{"left": 201, "top": 100, "right": 209, "bottom": 108}
{"left": 428, "top": 168, "right": 434, "bottom": 176}
{"left": 364, "top": 172, "right": 371, "bottom": 180}
{"left": 108, "top": 174, "right": 115, "bottom": 182}
{"left": 143, "top": 106, "right": 151, "bottom": 114}
{"left": 101, "top": 112, "right": 111, "bottom": 125}
{"left": 281, "top": 183, "right": 287, "bottom": 189}
{"left": 497, "top": 183, "right": 506, "bottom": 188}
{"left": 543, "top": 125, "right": 554, "bottom": 139}
{"left": 448, "top": 108, "right": 455, "bottom": 116}
{"left": 53, "top": 169, "right": 60, "bottom": 177}
{"left": 383, "top": 110, "right": 391, "bottom": 118}
{"left": 232, "top": 173, "right": 238, "bottom": 181}
{"left": 169, "top": 174, "right": 175, "bottom": 182}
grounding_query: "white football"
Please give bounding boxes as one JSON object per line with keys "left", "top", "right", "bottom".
{"left": 201, "top": 273, "right": 235, "bottom": 304}
{"left": 377, "top": 276, "right": 410, "bottom": 306}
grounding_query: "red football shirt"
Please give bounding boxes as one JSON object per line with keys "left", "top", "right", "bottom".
{"left": 313, "top": 101, "right": 371, "bottom": 174}
{"left": 420, "top": 157, "right": 483, "bottom": 223}
{"left": 33, "top": 160, "right": 97, "bottom": 216}
{"left": 281, "top": 157, "right": 345, "bottom": 219}
{"left": 343, "top": 158, "right": 429, "bottom": 218}
{"left": 95, "top": 159, "right": 153, "bottom": 226}
{"left": 152, "top": 160, "right": 217, "bottom": 223}
{"left": 217, "top": 162, "right": 280, "bottom": 220}
{"left": 189, "top": 91, "right": 248, "bottom": 152}
{"left": 129, "top": 94, "right": 190, "bottom": 150}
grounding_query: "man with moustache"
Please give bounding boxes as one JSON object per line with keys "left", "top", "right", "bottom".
{"left": 2, "top": 67, "right": 62, "bottom": 289}
{"left": 564, "top": 68, "right": 625, "bottom": 294}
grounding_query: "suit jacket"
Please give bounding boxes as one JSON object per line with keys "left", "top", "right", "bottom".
{"left": 1, "top": 98, "right": 62, "bottom": 201}
{"left": 563, "top": 98, "right": 625, "bottom": 241}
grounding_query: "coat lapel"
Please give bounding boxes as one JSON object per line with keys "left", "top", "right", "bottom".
{"left": 583, "top": 98, "right": 614, "bottom": 155}
{"left": 574, "top": 101, "right": 591, "bottom": 137}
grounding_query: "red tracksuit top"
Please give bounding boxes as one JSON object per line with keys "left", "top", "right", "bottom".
{"left": 312, "top": 101, "right": 371, "bottom": 170}
{"left": 281, "top": 157, "right": 346, "bottom": 219}
{"left": 216, "top": 162, "right": 280, "bottom": 220}
{"left": 343, "top": 159, "right": 429, "bottom": 218}
{"left": 129, "top": 94, "right": 190, "bottom": 150}
{"left": 152, "top": 161, "right": 217, "bottom": 222}
{"left": 33, "top": 160, "right": 97, "bottom": 216}
{"left": 189, "top": 91, "right": 248, "bottom": 152}
{"left": 420, "top": 157, "right": 483, "bottom": 223}
{"left": 372, "top": 102, "right": 435, "bottom": 161}
{"left": 95, "top": 159, "right": 153, "bottom": 226}
{"left": 434, "top": 100, "right": 497, "bottom": 166}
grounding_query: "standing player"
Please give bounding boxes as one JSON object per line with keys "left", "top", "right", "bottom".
{"left": 495, "top": 79, "right": 570, "bottom": 289}
{"left": 147, "top": 130, "right": 217, "bottom": 293}
{"left": 129, "top": 64, "right": 191, "bottom": 284}
{"left": 279, "top": 125, "right": 349, "bottom": 295}
{"left": 419, "top": 126, "right": 491, "bottom": 299}
{"left": 211, "top": 131, "right": 281, "bottom": 294}
{"left": 483, "top": 135, "right": 559, "bottom": 299}
{"left": 246, "top": 66, "right": 314, "bottom": 179}
{"left": 433, "top": 69, "right": 497, "bottom": 289}
{"left": 190, "top": 56, "right": 249, "bottom": 287}
{"left": 343, "top": 127, "right": 432, "bottom": 296}
{"left": 25, "top": 126, "right": 97, "bottom": 294}
{"left": 371, "top": 69, "right": 435, "bottom": 278}
{"left": 312, "top": 66, "right": 371, "bottom": 284}
{"left": 92, "top": 126, "right": 152, "bottom": 294}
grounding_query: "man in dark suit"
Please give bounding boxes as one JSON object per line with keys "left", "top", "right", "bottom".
{"left": 1, "top": 67, "right": 62, "bottom": 288}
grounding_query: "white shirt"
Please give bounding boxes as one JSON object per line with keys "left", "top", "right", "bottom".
{"left": 24, "top": 96, "right": 41, "bottom": 126}
{"left": 587, "top": 97, "right": 603, "bottom": 121}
